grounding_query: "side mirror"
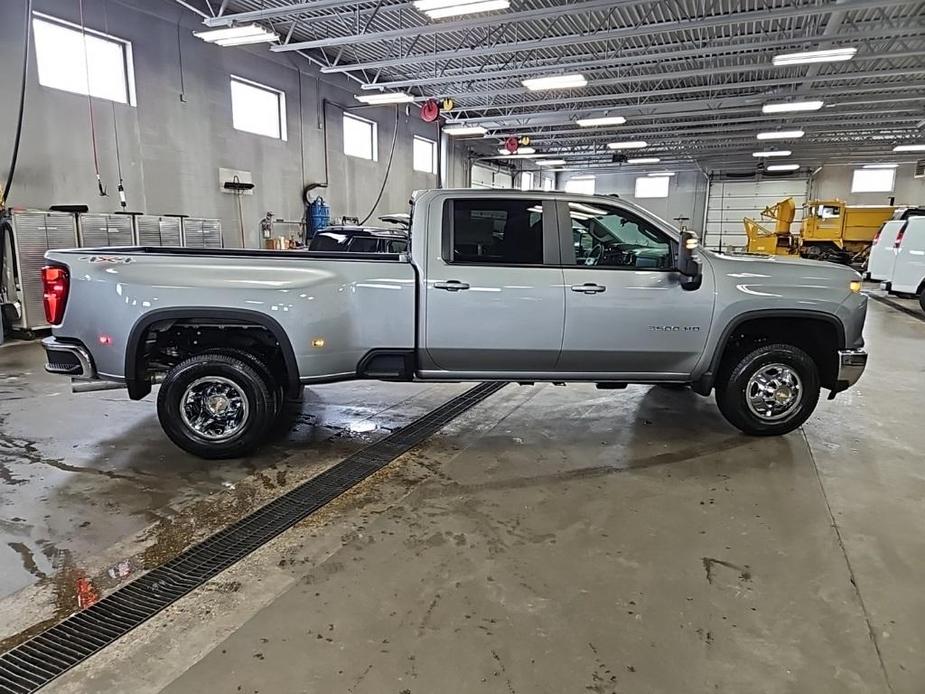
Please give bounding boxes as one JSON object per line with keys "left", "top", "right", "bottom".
{"left": 677, "top": 230, "right": 702, "bottom": 291}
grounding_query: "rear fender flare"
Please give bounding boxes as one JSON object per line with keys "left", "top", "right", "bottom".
{"left": 124, "top": 307, "right": 300, "bottom": 400}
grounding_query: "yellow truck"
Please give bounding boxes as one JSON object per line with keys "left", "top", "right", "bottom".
{"left": 745, "top": 198, "right": 895, "bottom": 263}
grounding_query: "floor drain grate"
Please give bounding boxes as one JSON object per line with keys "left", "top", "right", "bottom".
{"left": 0, "top": 381, "right": 506, "bottom": 693}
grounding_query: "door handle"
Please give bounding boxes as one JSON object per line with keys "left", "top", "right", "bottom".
{"left": 434, "top": 280, "right": 470, "bottom": 291}
{"left": 570, "top": 283, "right": 606, "bottom": 294}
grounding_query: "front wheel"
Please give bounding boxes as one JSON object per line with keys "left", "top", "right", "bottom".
{"left": 715, "top": 344, "right": 820, "bottom": 436}
{"left": 157, "top": 354, "right": 274, "bottom": 459}
{"left": 918, "top": 287, "right": 925, "bottom": 315}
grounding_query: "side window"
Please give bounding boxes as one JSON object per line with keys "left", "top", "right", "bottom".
{"left": 568, "top": 201, "right": 673, "bottom": 269}
{"left": 451, "top": 199, "right": 544, "bottom": 265}
{"left": 388, "top": 239, "right": 408, "bottom": 253}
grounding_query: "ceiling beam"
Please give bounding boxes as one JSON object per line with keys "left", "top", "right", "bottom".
{"left": 400, "top": 51, "right": 925, "bottom": 101}
{"left": 358, "top": 28, "right": 925, "bottom": 90}
{"left": 202, "top": 0, "right": 406, "bottom": 27}
{"left": 448, "top": 68, "right": 925, "bottom": 114}
{"left": 316, "top": 0, "right": 908, "bottom": 73}
{"left": 272, "top": 0, "right": 638, "bottom": 52}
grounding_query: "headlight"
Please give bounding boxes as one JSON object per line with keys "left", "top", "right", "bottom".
{"left": 849, "top": 280, "right": 862, "bottom": 293}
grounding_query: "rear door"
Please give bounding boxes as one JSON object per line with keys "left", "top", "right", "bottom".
{"left": 892, "top": 218, "right": 925, "bottom": 293}
{"left": 555, "top": 198, "right": 714, "bottom": 377}
{"left": 868, "top": 220, "right": 903, "bottom": 281}
{"left": 422, "top": 196, "right": 564, "bottom": 373}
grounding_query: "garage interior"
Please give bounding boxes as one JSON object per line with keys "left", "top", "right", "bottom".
{"left": 1, "top": 0, "right": 925, "bottom": 692}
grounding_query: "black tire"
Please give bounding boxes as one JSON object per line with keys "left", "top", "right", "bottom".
{"left": 200, "top": 347, "right": 283, "bottom": 417}
{"left": 715, "top": 343, "right": 820, "bottom": 436}
{"left": 157, "top": 353, "right": 273, "bottom": 459}
{"left": 919, "top": 287, "right": 925, "bottom": 315}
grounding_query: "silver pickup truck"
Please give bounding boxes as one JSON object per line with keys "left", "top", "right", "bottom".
{"left": 40, "top": 189, "right": 868, "bottom": 458}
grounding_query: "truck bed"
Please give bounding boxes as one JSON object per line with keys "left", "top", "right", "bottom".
{"left": 45, "top": 246, "right": 417, "bottom": 384}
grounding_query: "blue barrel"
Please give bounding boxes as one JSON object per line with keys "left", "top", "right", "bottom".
{"left": 307, "top": 197, "right": 330, "bottom": 239}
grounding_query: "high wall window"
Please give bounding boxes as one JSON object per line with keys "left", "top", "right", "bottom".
{"left": 851, "top": 168, "right": 895, "bottom": 193}
{"left": 564, "top": 176, "right": 595, "bottom": 195}
{"left": 520, "top": 171, "right": 534, "bottom": 190}
{"left": 230, "top": 76, "right": 286, "bottom": 140}
{"left": 413, "top": 136, "right": 437, "bottom": 174}
{"left": 635, "top": 175, "right": 670, "bottom": 198}
{"left": 344, "top": 113, "right": 378, "bottom": 160}
{"left": 32, "top": 12, "right": 136, "bottom": 105}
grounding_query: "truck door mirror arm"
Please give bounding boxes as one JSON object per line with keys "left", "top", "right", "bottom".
{"left": 676, "top": 230, "right": 703, "bottom": 291}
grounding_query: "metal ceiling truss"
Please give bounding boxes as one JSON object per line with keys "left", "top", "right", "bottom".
{"left": 172, "top": 0, "right": 925, "bottom": 166}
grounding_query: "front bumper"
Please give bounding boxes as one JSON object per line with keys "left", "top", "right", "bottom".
{"left": 42, "top": 337, "right": 96, "bottom": 379}
{"left": 837, "top": 348, "right": 868, "bottom": 388}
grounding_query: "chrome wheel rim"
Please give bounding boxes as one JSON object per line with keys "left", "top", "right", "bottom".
{"left": 745, "top": 363, "right": 803, "bottom": 422}
{"left": 180, "top": 376, "right": 249, "bottom": 441}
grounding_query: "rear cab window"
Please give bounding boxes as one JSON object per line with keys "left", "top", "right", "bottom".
{"left": 445, "top": 198, "right": 550, "bottom": 265}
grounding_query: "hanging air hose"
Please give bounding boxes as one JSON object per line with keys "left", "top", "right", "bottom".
{"left": 78, "top": 0, "right": 107, "bottom": 197}
{"left": 103, "top": 0, "right": 126, "bottom": 208}
{"left": 1, "top": 0, "right": 33, "bottom": 209}
{"left": 1, "top": 0, "right": 32, "bottom": 336}
{"left": 360, "top": 106, "right": 400, "bottom": 225}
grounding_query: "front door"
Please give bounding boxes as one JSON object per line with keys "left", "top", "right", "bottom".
{"left": 422, "top": 197, "right": 565, "bottom": 373}
{"left": 556, "top": 199, "right": 714, "bottom": 376}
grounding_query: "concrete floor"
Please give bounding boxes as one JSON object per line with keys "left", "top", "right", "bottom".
{"left": 1, "top": 296, "right": 923, "bottom": 693}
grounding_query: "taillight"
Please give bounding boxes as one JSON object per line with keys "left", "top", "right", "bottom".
{"left": 894, "top": 222, "right": 908, "bottom": 249}
{"left": 41, "top": 265, "right": 69, "bottom": 325}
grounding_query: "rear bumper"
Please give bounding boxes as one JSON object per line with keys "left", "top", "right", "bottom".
{"left": 42, "top": 337, "right": 96, "bottom": 379}
{"left": 837, "top": 348, "right": 868, "bottom": 388}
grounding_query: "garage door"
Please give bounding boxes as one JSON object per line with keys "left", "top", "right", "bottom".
{"left": 705, "top": 178, "right": 807, "bottom": 251}
{"left": 470, "top": 165, "right": 513, "bottom": 189}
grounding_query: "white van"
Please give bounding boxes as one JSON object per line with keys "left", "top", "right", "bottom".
{"left": 890, "top": 216, "right": 925, "bottom": 310}
{"left": 868, "top": 219, "right": 907, "bottom": 281}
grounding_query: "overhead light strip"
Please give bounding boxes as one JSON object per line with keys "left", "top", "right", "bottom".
{"left": 772, "top": 47, "right": 857, "bottom": 66}
{"left": 522, "top": 74, "right": 587, "bottom": 91}
{"left": 756, "top": 130, "right": 805, "bottom": 140}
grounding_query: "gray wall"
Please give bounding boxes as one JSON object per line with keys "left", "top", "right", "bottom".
{"left": 0, "top": 0, "right": 464, "bottom": 247}
{"left": 559, "top": 169, "right": 708, "bottom": 230}
{"left": 810, "top": 164, "right": 925, "bottom": 206}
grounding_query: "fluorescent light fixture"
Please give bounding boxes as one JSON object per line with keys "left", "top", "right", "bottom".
{"left": 752, "top": 150, "right": 792, "bottom": 158}
{"left": 766, "top": 163, "right": 800, "bottom": 171}
{"left": 862, "top": 163, "right": 899, "bottom": 169}
{"left": 497, "top": 146, "right": 536, "bottom": 155}
{"left": 772, "top": 47, "right": 857, "bottom": 66}
{"left": 576, "top": 115, "right": 626, "bottom": 127}
{"left": 757, "top": 130, "right": 805, "bottom": 140}
{"left": 571, "top": 175, "right": 596, "bottom": 180}
{"left": 648, "top": 172, "right": 675, "bottom": 177}
{"left": 893, "top": 144, "right": 925, "bottom": 152}
{"left": 354, "top": 92, "right": 415, "bottom": 104}
{"left": 443, "top": 124, "right": 487, "bottom": 136}
{"left": 627, "top": 157, "right": 660, "bottom": 164}
{"left": 522, "top": 74, "right": 587, "bottom": 91}
{"left": 762, "top": 100, "right": 824, "bottom": 114}
{"left": 537, "top": 159, "right": 566, "bottom": 166}
{"left": 414, "top": 0, "right": 509, "bottom": 18}
{"left": 194, "top": 24, "right": 278, "bottom": 46}
{"left": 607, "top": 141, "right": 647, "bottom": 150}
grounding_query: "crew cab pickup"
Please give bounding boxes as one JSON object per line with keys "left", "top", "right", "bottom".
{"left": 40, "top": 189, "right": 869, "bottom": 458}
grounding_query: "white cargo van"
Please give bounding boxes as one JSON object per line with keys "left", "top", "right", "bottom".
{"left": 890, "top": 217, "right": 925, "bottom": 311}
